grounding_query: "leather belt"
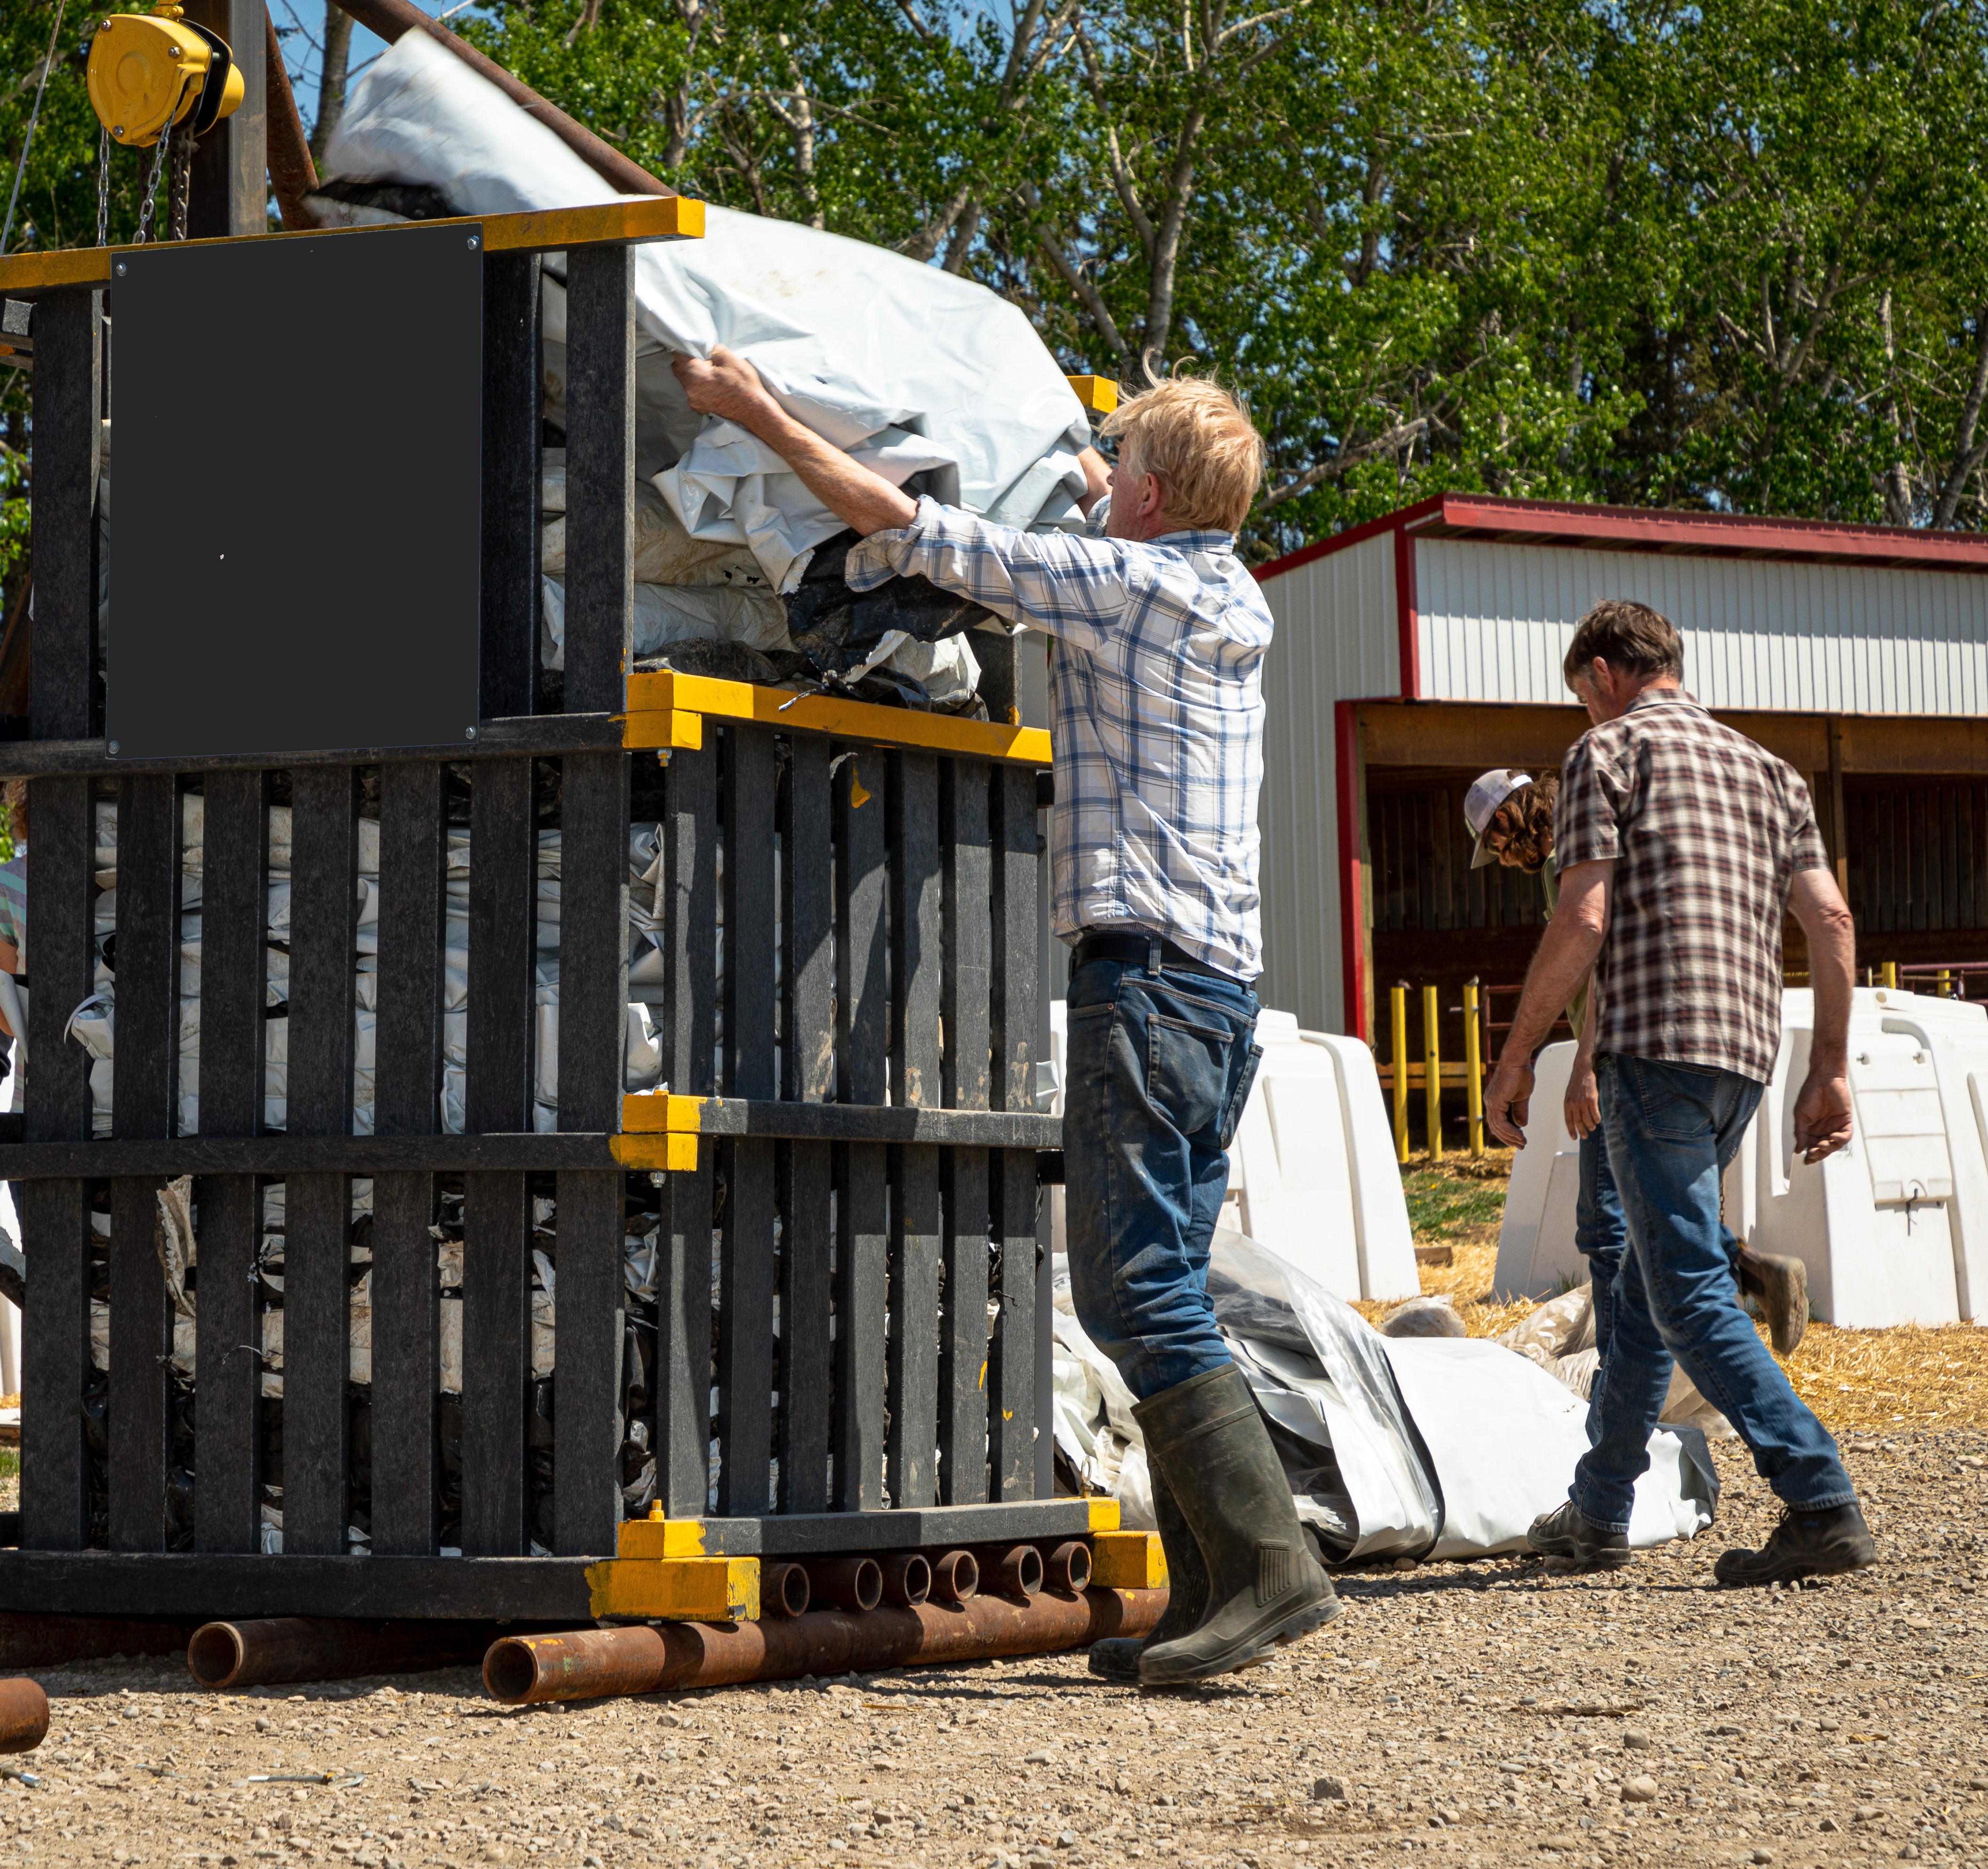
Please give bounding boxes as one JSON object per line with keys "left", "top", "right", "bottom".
{"left": 1073, "top": 931, "right": 1239, "bottom": 984}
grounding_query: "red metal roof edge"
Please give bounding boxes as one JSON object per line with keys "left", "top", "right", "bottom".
{"left": 1250, "top": 496, "right": 1442, "bottom": 583}
{"left": 1253, "top": 493, "right": 1988, "bottom": 584}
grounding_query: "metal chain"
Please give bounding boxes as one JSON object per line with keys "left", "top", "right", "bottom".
{"left": 168, "top": 121, "right": 195, "bottom": 241}
{"left": 96, "top": 127, "right": 110, "bottom": 247}
{"left": 135, "top": 128, "right": 170, "bottom": 244}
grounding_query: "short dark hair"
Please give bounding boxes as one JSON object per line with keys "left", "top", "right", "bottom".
{"left": 1562, "top": 599, "right": 1684, "bottom": 689}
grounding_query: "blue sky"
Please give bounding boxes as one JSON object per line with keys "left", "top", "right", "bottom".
{"left": 270, "top": 0, "right": 489, "bottom": 145}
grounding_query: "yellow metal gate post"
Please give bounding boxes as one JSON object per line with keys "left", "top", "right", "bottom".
{"left": 1463, "top": 978, "right": 1484, "bottom": 1160}
{"left": 1390, "top": 985, "right": 1409, "bottom": 1165}
{"left": 1422, "top": 983, "right": 1442, "bottom": 1163}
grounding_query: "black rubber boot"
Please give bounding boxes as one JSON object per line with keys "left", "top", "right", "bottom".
{"left": 1737, "top": 1247, "right": 1811, "bottom": 1357}
{"left": 1527, "top": 1498, "right": 1632, "bottom": 1571}
{"left": 1714, "top": 1501, "right": 1876, "bottom": 1586}
{"left": 1088, "top": 1464, "right": 1209, "bottom": 1683}
{"left": 1134, "top": 1364, "right": 1341, "bottom": 1686}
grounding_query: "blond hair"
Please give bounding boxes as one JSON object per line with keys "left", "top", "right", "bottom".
{"left": 1099, "top": 375, "right": 1266, "bottom": 534}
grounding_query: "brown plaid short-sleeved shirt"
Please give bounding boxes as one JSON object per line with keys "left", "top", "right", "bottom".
{"left": 1554, "top": 687, "right": 1830, "bottom": 1084}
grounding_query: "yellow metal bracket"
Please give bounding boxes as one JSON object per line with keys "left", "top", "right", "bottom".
{"left": 1066, "top": 374, "right": 1120, "bottom": 416}
{"left": 586, "top": 1512, "right": 757, "bottom": 1620}
{"left": 586, "top": 1554, "right": 759, "bottom": 1622}
{"left": 1089, "top": 1528, "right": 1167, "bottom": 1591}
{"left": 624, "top": 671, "right": 1052, "bottom": 768}
{"left": 614, "top": 1091, "right": 706, "bottom": 1175}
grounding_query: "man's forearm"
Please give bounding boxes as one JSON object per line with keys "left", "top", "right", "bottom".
{"left": 1793, "top": 871, "right": 1856, "bottom": 1071}
{"left": 728, "top": 401, "right": 918, "bottom": 537}
{"left": 1501, "top": 918, "right": 1604, "bottom": 1064}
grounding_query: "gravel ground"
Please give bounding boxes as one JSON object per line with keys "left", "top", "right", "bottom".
{"left": 6, "top": 1429, "right": 1988, "bottom": 1869}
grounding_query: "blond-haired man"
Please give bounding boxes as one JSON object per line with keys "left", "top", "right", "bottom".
{"left": 673, "top": 351, "right": 1339, "bottom": 1685}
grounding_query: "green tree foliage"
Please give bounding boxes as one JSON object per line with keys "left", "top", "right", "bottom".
{"left": 3, "top": 0, "right": 1986, "bottom": 581}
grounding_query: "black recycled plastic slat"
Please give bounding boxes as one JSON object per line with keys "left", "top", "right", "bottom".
{"left": 776, "top": 1139, "right": 832, "bottom": 1514}
{"left": 658, "top": 1156, "right": 714, "bottom": 1518}
{"left": 194, "top": 769, "right": 269, "bottom": 1554}
{"left": 938, "top": 1146, "right": 989, "bottom": 1507}
{"left": 990, "top": 1147, "right": 1039, "bottom": 1501}
{"left": 19, "top": 1182, "right": 92, "bottom": 1550}
{"left": 21, "top": 778, "right": 95, "bottom": 1550}
{"left": 887, "top": 1143, "right": 940, "bottom": 1511}
{"left": 888, "top": 751, "right": 941, "bottom": 1110}
{"left": 283, "top": 766, "right": 359, "bottom": 1557}
{"left": 657, "top": 740, "right": 717, "bottom": 1517}
{"left": 715, "top": 1137, "right": 775, "bottom": 1517}
{"left": 479, "top": 251, "right": 542, "bottom": 722}
{"left": 371, "top": 762, "right": 448, "bottom": 1556}
{"left": 992, "top": 766, "right": 1040, "bottom": 1117}
{"left": 460, "top": 1173, "right": 531, "bottom": 1554}
{"left": 833, "top": 1143, "right": 887, "bottom": 1512}
{"left": 664, "top": 742, "right": 717, "bottom": 1099}
{"left": 108, "top": 773, "right": 180, "bottom": 1553}
{"left": 552, "top": 1169, "right": 625, "bottom": 1555}
{"left": 836, "top": 750, "right": 888, "bottom": 1107}
{"left": 555, "top": 749, "right": 631, "bottom": 1556}
{"left": 781, "top": 738, "right": 834, "bottom": 1105}
{"left": 558, "top": 752, "right": 629, "bottom": 1132}
{"left": 562, "top": 245, "right": 636, "bottom": 718}
{"left": 886, "top": 750, "right": 942, "bottom": 1512}
{"left": 725, "top": 728, "right": 778, "bottom": 1101}
{"left": 462, "top": 757, "right": 537, "bottom": 1556}
{"left": 941, "top": 759, "right": 992, "bottom": 1113}
{"left": 29, "top": 292, "right": 101, "bottom": 742}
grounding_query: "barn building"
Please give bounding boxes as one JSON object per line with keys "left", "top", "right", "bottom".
{"left": 1252, "top": 496, "right": 1988, "bottom": 1101}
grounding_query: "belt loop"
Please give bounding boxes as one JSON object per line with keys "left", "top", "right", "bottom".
{"left": 1146, "top": 934, "right": 1161, "bottom": 974}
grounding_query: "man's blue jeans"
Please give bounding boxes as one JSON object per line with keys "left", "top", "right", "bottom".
{"left": 1062, "top": 948, "right": 1261, "bottom": 1401}
{"left": 1575, "top": 1121, "right": 1626, "bottom": 1444}
{"left": 1571, "top": 1054, "right": 1856, "bottom": 1533}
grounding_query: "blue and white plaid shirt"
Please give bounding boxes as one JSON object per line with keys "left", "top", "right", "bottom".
{"left": 847, "top": 496, "right": 1272, "bottom": 980}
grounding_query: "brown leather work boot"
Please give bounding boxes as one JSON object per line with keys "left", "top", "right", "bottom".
{"left": 1737, "top": 1247, "right": 1810, "bottom": 1357}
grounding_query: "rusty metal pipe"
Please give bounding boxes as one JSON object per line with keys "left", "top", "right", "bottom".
{"left": 484, "top": 1587, "right": 1169, "bottom": 1706}
{"left": 972, "top": 1543, "right": 1044, "bottom": 1599}
{"left": 763, "top": 1562, "right": 811, "bottom": 1618}
{"left": 329, "top": 0, "right": 671, "bottom": 199}
{"left": 1040, "top": 1540, "right": 1093, "bottom": 1594}
{"left": 0, "top": 1614, "right": 194, "bottom": 1670}
{"left": 806, "top": 1555, "right": 883, "bottom": 1614}
{"left": 187, "top": 1618, "right": 506, "bottom": 1691}
{"left": 927, "top": 1549, "right": 978, "bottom": 1605}
{"left": 880, "top": 1552, "right": 931, "bottom": 1608}
{"left": 0, "top": 1681, "right": 48, "bottom": 1754}
{"left": 263, "top": 4, "right": 320, "bottom": 229}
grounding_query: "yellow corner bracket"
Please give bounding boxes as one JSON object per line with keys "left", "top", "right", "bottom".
{"left": 1089, "top": 1528, "right": 1167, "bottom": 1591}
{"left": 1066, "top": 374, "right": 1120, "bottom": 416}
{"left": 587, "top": 1554, "right": 759, "bottom": 1622}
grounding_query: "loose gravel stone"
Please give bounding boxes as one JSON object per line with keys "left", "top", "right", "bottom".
{"left": 7, "top": 1431, "right": 1988, "bottom": 1866}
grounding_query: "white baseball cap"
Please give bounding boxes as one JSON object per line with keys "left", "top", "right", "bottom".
{"left": 1464, "top": 769, "right": 1532, "bottom": 869}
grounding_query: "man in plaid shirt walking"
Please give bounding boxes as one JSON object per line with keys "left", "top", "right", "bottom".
{"left": 673, "top": 347, "right": 1339, "bottom": 1682}
{"left": 1485, "top": 600, "right": 1874, "bottom": 1585}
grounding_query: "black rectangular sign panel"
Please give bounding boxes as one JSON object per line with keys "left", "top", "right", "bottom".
{"left": 106, "top": 223, "right": 484, "bottom": 760}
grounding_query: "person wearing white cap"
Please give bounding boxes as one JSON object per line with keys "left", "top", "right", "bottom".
{"left": 1463, "top": 766, "right": 1811, "bottom": 1368}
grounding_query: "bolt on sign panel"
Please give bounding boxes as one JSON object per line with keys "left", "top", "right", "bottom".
{"left": 105, "top": 223, "right": 483, "bottom": 760}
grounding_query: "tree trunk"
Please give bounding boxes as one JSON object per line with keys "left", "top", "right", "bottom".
{"left": 311, "top": 2, "right": 355, "bottom": 165}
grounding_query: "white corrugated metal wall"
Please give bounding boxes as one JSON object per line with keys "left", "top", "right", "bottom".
{"left": 1256, "top": 531, "right": 1399, "bottom": 1030}
{"left": 1417, "top": 539, "right": 1988, "bottom": 713}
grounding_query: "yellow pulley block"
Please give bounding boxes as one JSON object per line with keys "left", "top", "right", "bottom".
{"left": 87, "top": 3, "right": 246, "bottom": 150}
